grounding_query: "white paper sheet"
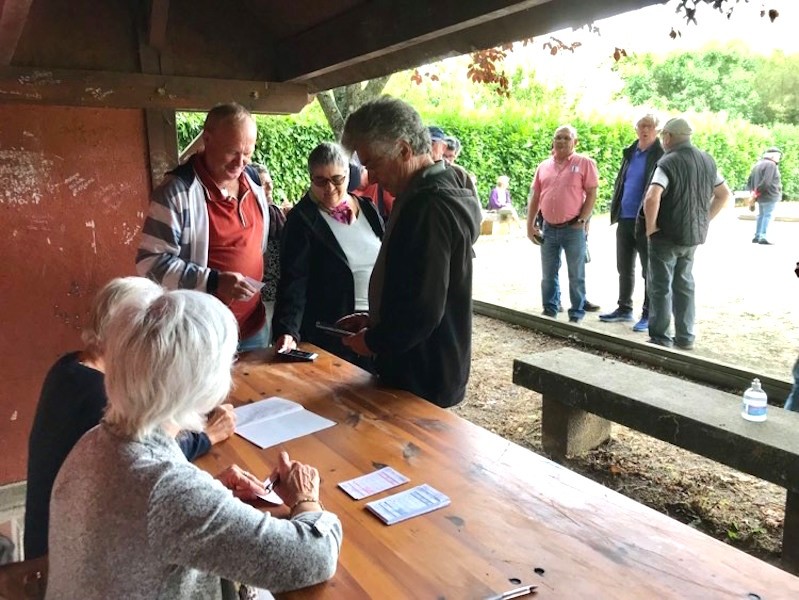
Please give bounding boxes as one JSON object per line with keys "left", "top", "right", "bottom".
{"left": 338, "top": 467, "right": 410, "bottom": 500}
{"left": 234, "top": 397, "right": 336, "bottom": 450}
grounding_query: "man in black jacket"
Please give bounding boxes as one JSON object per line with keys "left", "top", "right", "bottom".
{"left": 600, "top": 113, "right": 664, "bottom": 333}
{"left": 339, "top": 97, "right": 482, "bottom": 408}
{"left": 643, "top": 117, "right": 731, "bottom": 350}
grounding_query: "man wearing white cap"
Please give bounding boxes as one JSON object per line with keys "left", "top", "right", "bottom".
{"left": 642, "top": 117, "right": 731, "bottom": 350}
{"left": 746, "top": 147, "right": 783, "bottom": 245}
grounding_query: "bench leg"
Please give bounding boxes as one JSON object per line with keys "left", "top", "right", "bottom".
{"left": 783, "top": 490, "right": 799, "bottom": 574}
{"left": 541, "top": 395, "right": 612, "bottom": 460}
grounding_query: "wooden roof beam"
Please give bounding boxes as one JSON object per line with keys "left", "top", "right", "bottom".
{"left": 278, "top": 0, "right": 665, "bottom": 90}
{"left": 0, "top": 66, "right": 311, "bottom": 113}
{"left": 0, "top": 0, "right": 33, "bottom": 65}
{"left": 148, "top": 0, "right": 170, "bottom": 52}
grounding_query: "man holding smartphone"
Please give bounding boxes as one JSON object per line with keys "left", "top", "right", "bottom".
{"left": 337, "top": 98, "right": 482, "bottom": 408}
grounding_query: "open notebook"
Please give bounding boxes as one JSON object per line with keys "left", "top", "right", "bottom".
{"left": 234, "top": 396, "right": 336, "bottom": 449}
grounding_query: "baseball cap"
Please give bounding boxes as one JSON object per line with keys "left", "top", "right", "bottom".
{"left": 427, "top": 126, "right": 446, "bottom": 141}
{"left": 661, "top": 117, "right": 693, "bottom": 136}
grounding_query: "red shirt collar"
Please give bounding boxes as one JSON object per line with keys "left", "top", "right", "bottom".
{"left": 192, "top": 153, "right": 251, "bottom": 202}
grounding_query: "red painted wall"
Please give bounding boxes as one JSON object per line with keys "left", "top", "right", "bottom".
{"left": 0, "top": 105, "right": 150, "bottom": 485}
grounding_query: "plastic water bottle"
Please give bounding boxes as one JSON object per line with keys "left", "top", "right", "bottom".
{"left": 741, "top": 378, "right": 768, "bottom": 422}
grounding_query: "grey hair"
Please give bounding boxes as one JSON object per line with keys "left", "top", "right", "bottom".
{"left": 204, "top": 102, "right": 253, "bottom": 132}
{"left": 341, "top": 96, "right": 430, "bottom": 157}
{"left": 445, "top": 136, "right": 462, "bottom": 152}
{"left": 636, "top": 113, "right": 660, "bottom": 129}
{"left": 251, "top": 163, "right": 270, "bottom": 178}
{"left": 103, "top": 290, "right": 238, "bottom": 440}
{"left": 81, "top": 277, "right": 162, "bottom": 353}
{"left": 554, "top": 124, "right": 578, "bottom": 139}
{"left": 308, "top": 142, "right": 349, "bottom": 174}
{"left": 496, "top": 175, "right": 510, "bottom": 186}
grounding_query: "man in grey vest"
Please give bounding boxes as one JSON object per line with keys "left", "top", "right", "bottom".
{"left": 642, "top": 117, "right": 731, "bottom": 350}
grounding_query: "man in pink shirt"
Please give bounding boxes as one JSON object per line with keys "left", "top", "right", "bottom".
{"left": 527, "top": 124, "right": 598, "bottom": 323}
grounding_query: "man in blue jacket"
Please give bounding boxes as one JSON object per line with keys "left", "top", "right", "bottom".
{"left": 600, "top": 113, "right": 664, "bottom": 333}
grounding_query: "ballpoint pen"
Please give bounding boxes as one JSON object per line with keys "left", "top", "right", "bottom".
{"left": 263, "top": 475, "right": 279, "bottom": 493}
{"left": 486, "top": 584, "right": 537, "bottom": 600}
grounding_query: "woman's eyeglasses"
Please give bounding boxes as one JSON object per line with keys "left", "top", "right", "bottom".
{"left": 311, "top": 175, "right": 347, "bottom": 187}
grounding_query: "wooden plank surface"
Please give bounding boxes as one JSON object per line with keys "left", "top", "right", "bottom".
{"left": 195, "top": 346, "right": 799, "bottom": 599}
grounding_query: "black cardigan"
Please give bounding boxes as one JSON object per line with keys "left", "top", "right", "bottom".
{"left": 272, "top": 192, "right": 383, "bottom": 365}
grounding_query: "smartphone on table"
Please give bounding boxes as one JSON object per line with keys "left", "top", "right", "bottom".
{"left": 277, "top": 348, "right": 318, "bottom": 362}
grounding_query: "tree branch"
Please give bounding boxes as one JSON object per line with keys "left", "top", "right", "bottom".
{"left": 316, "top": 90, "right": 345, "bottom": 139}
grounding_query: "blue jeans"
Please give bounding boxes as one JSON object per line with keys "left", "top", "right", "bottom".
{"left": 541, "top": 223, "right": 586, "bottom": 320}
{"left": 238, "top": 320, "right": 269, "bottom": 352}
{"left": 647, "top": 237, "right": 696, "bottom": 346}
{"left": 755, "top": 200, "right": 777, "bottom": 241}
{"left": 785, "top": 355, "right": 799, "bottom": 411}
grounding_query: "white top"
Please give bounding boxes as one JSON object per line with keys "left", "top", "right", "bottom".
{"left": 321, "top": 209, "right": 381, "bottom": 311}
{"left": 651, "top": 167, "right": 724, "bottom": 190}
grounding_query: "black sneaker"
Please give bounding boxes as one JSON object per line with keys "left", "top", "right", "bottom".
{"left": 758, "top": 239, "right": 774, "bottom": 245}
{"left": 647, "top": 337, "right": 673, "bottom": 348}
{"left": 541, "top": 309, "right": 557, "bottom": 318}
{"left": 752, "top": 237, "right": 759, "bottom": 243}
{"left": 583, "top": 300, "right": 600, "bottom": 312}
{"left": 569, "top": 316, "right": 582, "bottom": 324}
{"left": 599, "top": 308, "right": 634, "bottom": 323}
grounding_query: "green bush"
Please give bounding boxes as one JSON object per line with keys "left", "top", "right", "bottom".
{"left": 177, "top": 105, "right": 799, "bottom": 214}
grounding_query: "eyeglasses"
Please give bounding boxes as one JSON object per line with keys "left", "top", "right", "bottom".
{"left": 311, "top": 175, "right": 347, "bottom": 187}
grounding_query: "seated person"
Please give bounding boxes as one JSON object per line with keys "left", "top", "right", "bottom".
{"left": 24, "top": 277, "right": 236, "bottom": 560}
{"left": 273, "top": 142, "right": 384, "bottom": 370}
{"left": 488, "top": 175, "right": 520, "bottom": 221}
{"left": 46, "top": 288, "right": 342, "bottom": 598}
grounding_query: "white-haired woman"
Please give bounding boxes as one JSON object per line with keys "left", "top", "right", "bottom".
{"left": 46, "top": 289, "right": 341, "bottom": 599}
{"left": 24, "top": 277, "right": 236, "bottom": 561}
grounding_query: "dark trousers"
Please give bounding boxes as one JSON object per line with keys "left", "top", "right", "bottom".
{"left": 616, "top": 219, "right": 649, "bottom": 315}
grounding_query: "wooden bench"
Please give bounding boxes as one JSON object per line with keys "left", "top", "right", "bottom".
{"left": 513, "top": 347, "right": 799, "bottom": 573}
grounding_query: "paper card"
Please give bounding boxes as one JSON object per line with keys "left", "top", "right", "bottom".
{"left": 245, "top": 276, "right": 266, "bottom": 291}
{"left": 256, "top": 477, "right": 284, "bottom": 505}
{"left": 338, "top": 467, "right": 410, "bottom": 500}
{"left": 365, "top": 484, "right": 451, "bottom": 525}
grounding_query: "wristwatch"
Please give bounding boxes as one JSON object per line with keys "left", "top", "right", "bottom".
{"left": 576, "top": 218, "right": 586, "bottom": 224}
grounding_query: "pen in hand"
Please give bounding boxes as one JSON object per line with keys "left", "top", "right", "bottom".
{"left": 486, "top": 584, "right": 537, "bottom": 600}
{"left": 263, "top": 475, "right": 280, "bottom": 494}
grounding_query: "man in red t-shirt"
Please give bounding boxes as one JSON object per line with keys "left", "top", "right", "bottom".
{"left": 136, "top": 104, "right": 269, "bottom": 350}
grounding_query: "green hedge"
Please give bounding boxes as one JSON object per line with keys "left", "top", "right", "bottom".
{"left": 178, "top": 107, "right": 799, "bottom": 214}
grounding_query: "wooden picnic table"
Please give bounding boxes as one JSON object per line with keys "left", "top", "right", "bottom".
{"left": 195, "top": 345, "right": 799, "bottom": 599}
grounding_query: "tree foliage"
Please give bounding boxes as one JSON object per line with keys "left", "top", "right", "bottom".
{"left": 615, "top": 46, "right": 799, "bottom": 125}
